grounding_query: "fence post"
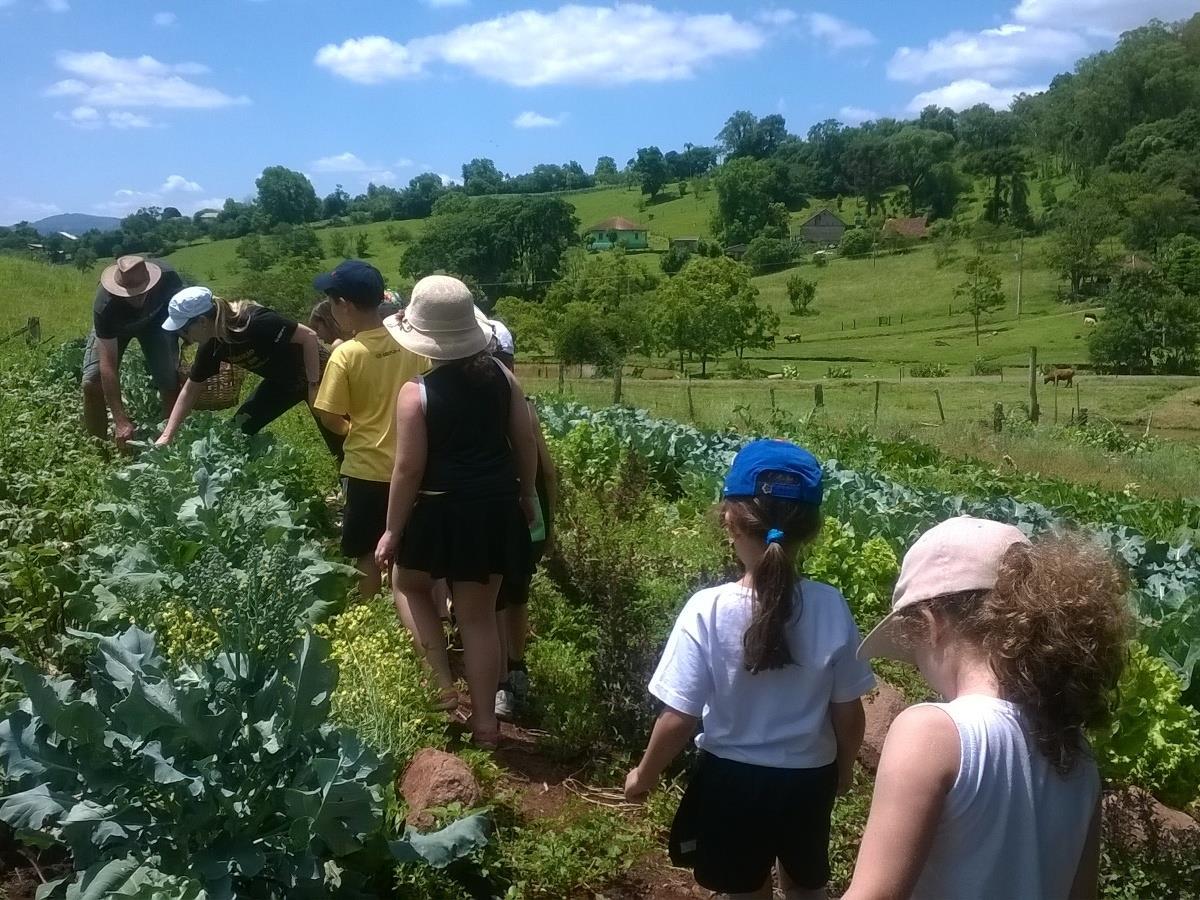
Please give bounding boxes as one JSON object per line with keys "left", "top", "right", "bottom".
{"left": 26, "top": 317, "right": 40, "bottom": 346}
{"left": 557, "top": 363, "right": 565, "bottom": 394}
{"left": 1028, "top": 346, "right": 1040, "bottom": 423}
{"left": 686, "top": 379, "right": 696, "bottom": 422}
{"left": 769, "top": 386, "right": 777, "bottom": 410}
{"left": 899, "top": 365, "right": 903, "bottom": 384}
{"left": 1053, "top": 378, "right": 1059, "bottom": 424}
{"left": 993, "top": 402, "right": 1004, "bottom": 433}
{"left": 1075, "top": 382, "right": 1081, "bottom": 419}
{"left": 935, "top": 389, "right": 945, "bottom": 423}
{"left": 873, "top": 380, "right": 881, "bottom": 425}
{"left": 612, "top": 362, "right": 624, "bottom": 405}
{"left": 814, "top": 384, "right": 824, "bottom": 408}
{"left": 1080, "top": 407, "right": 1089, "bottom": 426}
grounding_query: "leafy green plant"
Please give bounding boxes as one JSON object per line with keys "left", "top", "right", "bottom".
{"left": 0, "top": 628, "right": 488, "bottom": 899}
{"left": 1091, "top": 644, "right": 1200, "bottom": 807}
{"left": 908, "top": 362, "right": 950, "bottom": 378}
{"left": 803, "top": 518, "right": 899, "bottom": 629}
{"left": 825, "top": 366, "right": 852, "bottom": 379}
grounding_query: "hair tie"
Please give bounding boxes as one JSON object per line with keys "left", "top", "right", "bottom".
{"left": 765, "top": 528, "right": 785, "bottom": 545}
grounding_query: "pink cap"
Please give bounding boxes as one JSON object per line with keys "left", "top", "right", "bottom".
{"left": 857, "top": 516, "right": 1030, "bottom": 663}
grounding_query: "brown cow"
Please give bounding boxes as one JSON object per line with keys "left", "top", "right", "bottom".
{"left": 1044, "top": 368, "right": 1074, "bottom": 386}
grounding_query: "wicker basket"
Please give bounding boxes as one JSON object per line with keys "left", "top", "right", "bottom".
{"left": 178, "top": 346, "right": 246, "bottom": 411}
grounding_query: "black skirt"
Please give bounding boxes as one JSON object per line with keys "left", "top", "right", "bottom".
{"left": 397, "top": 493, "right": 531, "bottom": 585}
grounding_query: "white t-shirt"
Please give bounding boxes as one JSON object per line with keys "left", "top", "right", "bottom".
{"left": 912, "top": 695, "right": 1100, "bottom": 900}
{"left": 648, "top": 579, "right": 876, "bottom": 769}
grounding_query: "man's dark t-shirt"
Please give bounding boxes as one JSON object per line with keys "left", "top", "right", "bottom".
{"left": 189, "top": 307, "right": 303, "bottom": 385}
{"left": 92, "top": 259, "right": 183, "bottom": 340}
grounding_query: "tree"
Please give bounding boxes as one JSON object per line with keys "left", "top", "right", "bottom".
{"left": 1163, "top": 234, "right": 1200, "bottom": 295}
{"left": 786, "top": 275, "right": 817, "bottom": 315}
{"left": 741, "top": 236, "right": 795, "bottom": 273}
{"left": 322, "top": 185, "right": 350, "bottom": 219}
{"left": 1089, "top": 269, "right": 1200, "bottom": 374}
{"left": 326, "top": 231, "right": 349, "bottom": 259}
{"left": 161, "top": 207, "right": 182, "bottom": 220}
{"left": 402, "top": 196, "right": 579, "bottom": 299}
{"left": 886, "top": 127, "right": 955, "bottom": 216}
{"left": 397, "top": 173, "right": 448, "bottom": 219}
{"left": 462, "top": 158, "right": 506, "bottom": 196}
{"left": 255, "top": 166, "right": 320, "bottom": 225}
{"left": 954, "top": 256, "right": 1006, "bottom": 346}
{"left": 716, "top": 111, "right": 788, "bottom": 160}
{"left": 594, "top": 156, "right": 619, "bottom": 184}
{"left": 354, "top": 233, "right": 371, "bottom": 258}
{"left": 1124, "top": 187, "right": 1198, "bottom": 257}
{"left": 842, "top": 133, "right": 891, "bottom": 217}
{"left": 73, "top": 247, "right": 97, "bottom": 273}
{"left": 1045, "top": 193, "right": 1118, "bottom": 297}
{"left": 660, "top": 243, "right": 693, "bottom": 275}
{"left": 273, "top": 224, "right": 323, "bottom": 263}
{"left": 711, "top": 157, "right": 790, "bottom": 246}
{"left": 839, "top": 228, "right": 874, "bottom": 258}
{"left": 236, "top": 233, "right": 276, "bottom": 271}
{"left": 654, "top": 256, "right": 766, "bottom": 375}
{"left": 631, "top": 147, "right": 669, "bottom": 199}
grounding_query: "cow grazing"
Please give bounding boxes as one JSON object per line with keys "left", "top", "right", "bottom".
{"left": 785, "top": 333, "right": 802, "bottom": 344}
{"left": 1044, "top": 368, "right": 1074, "bottom": 386}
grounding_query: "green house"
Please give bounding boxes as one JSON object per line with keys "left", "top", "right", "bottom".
{"left": 584, "top": 216, "right": 649, "bottom": 251}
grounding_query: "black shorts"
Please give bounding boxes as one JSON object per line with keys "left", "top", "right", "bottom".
{"left": 669, "top": 752, "right": 838, "bottom": 894}
{"left": 496, "top": 539, "right": 544, "bottom": 610}
{"left": 397, "top": 493, "right": 530, "bottom": 585}
{"left": 341, "top": 477, "right": 390, "bottom": 559}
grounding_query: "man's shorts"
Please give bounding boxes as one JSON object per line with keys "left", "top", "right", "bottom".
{"left": 82, "top": 327, "right": 180, "bottom": 393}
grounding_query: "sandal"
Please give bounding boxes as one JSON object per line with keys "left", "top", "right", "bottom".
{"left": 465, "top": 715, "right": 500, "bottom": 750}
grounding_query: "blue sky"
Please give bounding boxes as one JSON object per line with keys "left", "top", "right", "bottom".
{"left": 1, "top": 0, "right": 1197, "bottom": 225}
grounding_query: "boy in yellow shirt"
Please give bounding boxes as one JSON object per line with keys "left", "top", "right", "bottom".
{"left": 312, "top": 260, "right": 427, "bottom": 596}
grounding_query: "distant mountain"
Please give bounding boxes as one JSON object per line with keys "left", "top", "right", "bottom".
{"left": 31, "top": 213, "right": 122, "bottom": 236}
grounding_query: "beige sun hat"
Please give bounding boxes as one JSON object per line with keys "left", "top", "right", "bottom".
{"left": 100, "top": 255, "right": 162, "bottom": 298}
{"left": 857, "top": 516, "right": 1031, "bottom": 663}
{"left": 384, "top": 275, "right": 492, "bottom": 361}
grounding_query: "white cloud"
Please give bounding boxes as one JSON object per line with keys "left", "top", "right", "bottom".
{"left": 54, "top": 105, "right": 153, "bottom": 129}
{"left": 803, "top": 12, "right": 876, "bottom": 50}
{"left": 1013, "top": 0, "right": 1200, "bottom": 36}
{"left": 107, "top": 111, "right": 153, "bottom": 128}
{"left": 162, "top": 174, "right": 202, "bottom": 193}
{"left": 43, "top": 0, "right": 68, "bottom": 11}
{"left": 153, "top": 11, "right": 176, "bottom": 26}
{"left": 93, "top": 184, "right": 220, "bottom": 216}
{"left": 316, "top": 5, "right": 764, "bottom": 87}
{"left": 888, "top": 24, "right": 1087, "bottom": 83}
{"left": 46, "top": 51, "right": 249, "bottom": 110}
{"left": 313, "top": 151, "right": 370, "bottom": 172}
{"left": 311, "top": 151, "right": 403, "bottom": 185}
{"left": 757, "top": 8, "right": 797, "bottom": 26}
{"left": 513, "top": 110, "right": 563, "bottom": 128}
{"left": 906, "top": 78, "right": 1046, "bottom": 112}
{"left": 313, "top": 36, "right": 423, "bottom": 85}
{"left": 839, "top": 105, "right": 879, "bottom": 124}
{"left": 395, "top": 157, "right": 415, "bottom": 168}
{"left": 2, "top": 198, "right": 62, "bottom": 225}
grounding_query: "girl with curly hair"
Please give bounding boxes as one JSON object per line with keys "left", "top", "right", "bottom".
{"left": 846, "top": 516, "right": 1132, "bottom": 900}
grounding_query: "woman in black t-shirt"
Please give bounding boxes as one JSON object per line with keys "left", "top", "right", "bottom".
{"left": 155, "top": 286, "right": 344, "bottom": 458}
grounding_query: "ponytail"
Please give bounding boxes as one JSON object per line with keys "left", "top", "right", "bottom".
{"left": 211, "top": 296, "right": 259, "bottom": 343}
{"left": 721, "top": 495, "right": 823, "bottom": 675}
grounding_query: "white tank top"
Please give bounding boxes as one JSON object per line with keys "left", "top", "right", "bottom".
{"left": 912, "top": 695, "right": 1099, "bottom": 900}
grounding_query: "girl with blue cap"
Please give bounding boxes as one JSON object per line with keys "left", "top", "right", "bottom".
{"left": 625, "top": 439, "right": 875, "bottom": 900}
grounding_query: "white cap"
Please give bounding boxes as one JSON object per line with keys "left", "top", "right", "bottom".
{"left": 489, "top": 319, "right": 515, "bottom": 356}
{"left": 162, "top": 286, "right": 215, "bottom": 332}
{"left": 857, "top": 516, "right": 1031, "bottom": 663}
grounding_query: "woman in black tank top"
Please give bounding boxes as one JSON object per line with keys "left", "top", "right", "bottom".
{"left": 375, "top": 276, "right": 536, "bottom": 750}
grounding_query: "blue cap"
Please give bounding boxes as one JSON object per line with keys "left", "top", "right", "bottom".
{"left": 723, "top": 439, "right": 823, "bottom": 504}
{"left": 313, "top": 259, "right": 385, "bottom": 305}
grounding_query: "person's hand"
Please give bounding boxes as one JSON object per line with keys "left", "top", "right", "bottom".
{"left": 306, "top": 382, "right": 319, "bottom": 407}
{"left": 543, "top": 531, "right": 556, "bottom": 558}
{"left": 624, "top": 766, "right": 656, "bottom": 804}
{"left": 154, "top": 432, "right": 172, "bottom": 448}
{"left": 114, "top": 417, "right": 136, "bottom": 448}
{"left": 374, "top": 530, "right": 399, "bottom": 572}
{"left": 520, "top": 495, "right": 536, "bottom": 526}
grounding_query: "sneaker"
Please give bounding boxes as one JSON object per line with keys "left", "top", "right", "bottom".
{"left": 508, "top": 668, "right": 530, "bottom": 705}
{"left": 495, "top": 685, "right": 516, "bottom": 720}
